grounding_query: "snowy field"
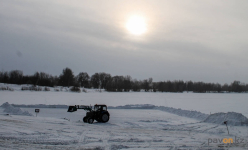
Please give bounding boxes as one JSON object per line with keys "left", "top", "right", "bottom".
{"left": 1, "top": 107, "right": 248, "bottom": 150}
{"left": 1, "top": 84, "right": 248, "bottom": 149}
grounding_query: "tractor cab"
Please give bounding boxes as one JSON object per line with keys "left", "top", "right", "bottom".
{"left": 94, "top": 104, "right": 107, "bottom": 111}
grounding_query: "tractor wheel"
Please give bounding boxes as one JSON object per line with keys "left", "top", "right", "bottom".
{"left": 101, "top": 114, "right": 109, "bottom": 123}
{"left": 83, "top": 117, "right": 87, "bottom": 123}
{"left": 87, "top": 118, "right": 94, "bottom": 124}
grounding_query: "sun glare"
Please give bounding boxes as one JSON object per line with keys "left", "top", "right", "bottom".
{"left": 126, "top": 15, "right": 147, "bottom": 35}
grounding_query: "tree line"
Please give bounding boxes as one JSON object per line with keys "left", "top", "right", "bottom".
{"left": 0, "top": 68, "right": 248, "bottom": 93}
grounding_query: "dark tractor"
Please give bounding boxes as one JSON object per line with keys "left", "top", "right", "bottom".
{"left": 67, "top": 104, "right": 110, "bottom": 124}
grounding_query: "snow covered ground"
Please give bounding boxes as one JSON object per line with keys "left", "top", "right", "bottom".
{"left": 1, "top": 84, "right": 248, "bottom": 149}
{"left": 1, "top": 107, "right": 248, "bottom": 150}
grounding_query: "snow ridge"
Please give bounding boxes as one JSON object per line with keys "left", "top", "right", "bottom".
{"left": 1, "top": 102, "right": 33, "bottom": 116}
{"left": 155, "top": 106, "right": 209, "bottom": 120}
{"left": 109, "top": 104, "right": 156, "bottom": 109}
{"left": 11, "top": 104, "right": 68, "bottom": 108}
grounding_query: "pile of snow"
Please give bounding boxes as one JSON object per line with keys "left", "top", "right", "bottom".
{"left": 1, "top": 102, "right": 33, "bottom": 116}
{"left": 155, "top": 106, "right": 209, "bottom": 120}
{"left": 203, "top": 112, "right": 248, "bottom": 126}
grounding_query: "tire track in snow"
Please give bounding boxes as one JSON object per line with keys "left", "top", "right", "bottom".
{"left": 77, "top": 130, "right": 86, "bottom": 149}
{"left": 102, "top": 130, "right": 111, "bottom": 150}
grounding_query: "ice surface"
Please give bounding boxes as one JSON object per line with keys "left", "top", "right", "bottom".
{"left": 109, "top": 104, "right": 209, "bottom": 121}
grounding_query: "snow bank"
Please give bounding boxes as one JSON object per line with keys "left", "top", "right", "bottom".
{"left": 109, "top": 104, "right": 155, "bottom": 109}
{"left": 1, "top": 102, "right": 33, "bottom": 116}
{"left": 12, "top": 104, "right": 68, "bottom": 108}
{"left": 203, "top": 112, "right": 248, "bottom": 126}
{"left": 155, "top": 106, "right": 209, "bottom": 120}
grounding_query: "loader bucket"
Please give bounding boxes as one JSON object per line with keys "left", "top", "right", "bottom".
{"left": 67, "top": 106, "right": 77, "bottom": 112}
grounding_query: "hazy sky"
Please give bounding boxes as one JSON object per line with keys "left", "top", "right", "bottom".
{"left": 1, "top": 0, "right": 248, "bottom": 84}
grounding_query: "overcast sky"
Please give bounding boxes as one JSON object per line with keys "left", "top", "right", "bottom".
{"left": 0, "top": 0, "right": 248, "bottom": 84}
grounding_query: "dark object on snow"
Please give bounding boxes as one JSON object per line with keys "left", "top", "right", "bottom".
{"left": 224, "top": 121, "right": 229, "bottom": 134}
{"left": 67, "top": 104, "right": 110, "bottom": 124}
{"left": 35, "top": 109, "right": 40, "bottom": 117}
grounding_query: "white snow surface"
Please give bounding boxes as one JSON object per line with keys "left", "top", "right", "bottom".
{"left": 0, "top": 107, "right": 248, "bottom": 149}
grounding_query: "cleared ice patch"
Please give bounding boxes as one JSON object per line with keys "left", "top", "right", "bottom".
{"left": 1, "top": 102, "right": 33, "bottom": 116}
{"left": 203, "top": 112, "right": 248, "bottom": 126}
{"left": 109, "top": 104, "right": 209, "bottom": 121}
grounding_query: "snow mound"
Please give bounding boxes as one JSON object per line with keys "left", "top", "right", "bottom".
{"left": 203, "top": 112, "right": 248, "bottom": 126}
{"left": 1, "top": 102, "right": 33, "bottom": 116}
{"left": 155, "top": 106, "right": 209, "bottom": 120}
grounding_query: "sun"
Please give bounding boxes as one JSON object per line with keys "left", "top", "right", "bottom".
{"left": 126, "top": 15, "right": 147, "bottom": 35}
